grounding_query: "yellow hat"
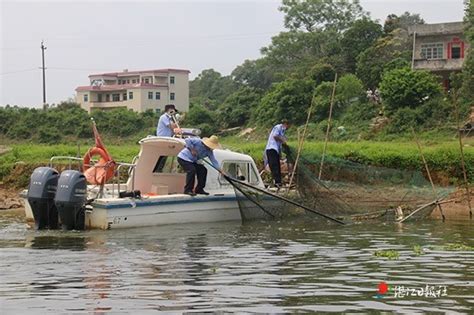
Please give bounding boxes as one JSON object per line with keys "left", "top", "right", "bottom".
{"left": 202, "top": 135, "right": 221, "bottom": 150}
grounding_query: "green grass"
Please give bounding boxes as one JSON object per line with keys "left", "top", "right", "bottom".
{"left": 0, "top": 143, "right": 140, "bottom": 183}
{"left": 2, "top": 136, "right": 474, "bottom": 187}
{"left": 222, "top": 137, "right": 474, "bottom": 172}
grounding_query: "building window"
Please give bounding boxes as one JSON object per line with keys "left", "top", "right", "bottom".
{"left": 123, "top": 93, "right": 127, "bottom": 101}
{"left": 106, "top": 94, "right": 110, "bottom": 102}
{"left": 451, "top": 46, "right": 461, "bottom": 59}
{"left": 83, "top": 94, "right": 88, "bottom": 102}
{"left": 132, "top": 79, "right": 137, "bottom": 84}
{"left": 145, "top": 78, "right": 150, "bottom": 84}
{"left": 129, "top": 91, "right": 133, "bottom": 99}
{"left": 170, "top": 76, "right": 175, "bottom": 84}
{"left": 98, "top": 94, "right": 102, "bottom": 102}
{"left": 148, "top": 92, "right": 153, "bottom": 99}
{"left": 155, "top": 92, "right": 161, "bottom": 100}
{"left": 112, "top": 94, "right": 120, "bottom": 102}
{"left": 421, "top": 43, "right": 443, "bottom": 60}
{"left": 170, "top": 92, "right": 175, "bottom": 101}
{"left": 127, "top": 79, "right": 130, "bottom": 84}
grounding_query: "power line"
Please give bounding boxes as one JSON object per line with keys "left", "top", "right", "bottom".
{"left": 0, "top": 67, "right": 119, "bottom": 76}
{"left": 0, "top": 68, "right": 38, "bottom": 76}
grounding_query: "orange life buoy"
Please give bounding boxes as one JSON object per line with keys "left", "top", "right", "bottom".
{"left": 83, "top": 147, "right": 116, "bottom": 185}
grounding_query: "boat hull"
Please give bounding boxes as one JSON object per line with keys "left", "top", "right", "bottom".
{"left": 87, "top": 193, "right": 242, "bottom": 229}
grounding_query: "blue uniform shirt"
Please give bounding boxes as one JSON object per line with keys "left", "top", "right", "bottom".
{"left": 265, "top": 124, "right": 287, "bottom": 153}
{"left": 156, "top": 113, "right": 173, "bottom": 137}
{"left": 177, "top": 138, "right": 220, "bottom": 169}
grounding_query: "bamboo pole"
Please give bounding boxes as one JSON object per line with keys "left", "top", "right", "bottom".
{"left": 286, "top": 89, "right": 318, "bottom": 194}
{"left": 412, "top": 128, "right": 445, "bottom": 221}
{"left": 453, "top": 91, "right": 473, "bottom": 219}
{"left": 318, "top": 73, "right": 338, "bottom": 180}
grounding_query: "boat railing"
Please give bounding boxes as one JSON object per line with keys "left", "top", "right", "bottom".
{"left": 114, "top": 162, "right": 137, "bottom": 198}
{"left": 49, "top": 156, "right": 84, "bottom": 170}
{"left": 48, "top": 155, "right": 137, "bottom": 198}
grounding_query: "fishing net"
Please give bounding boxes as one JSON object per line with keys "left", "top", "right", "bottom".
{"left": 227, "top": 145, "right": 454, "bottom": 224}
{"left": 226, "top": 175, "right": 344, "bottom": 225}
{"left": 283, "top": 146, "right": 453, "bottom": 221}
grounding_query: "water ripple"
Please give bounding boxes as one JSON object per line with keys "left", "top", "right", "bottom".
{"left": 1, "top": 212, "right": 473, "bottom": 313}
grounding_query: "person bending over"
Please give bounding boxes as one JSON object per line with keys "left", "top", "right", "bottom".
{"left": 177, "top": 135, "right": 222, "bottom": 196}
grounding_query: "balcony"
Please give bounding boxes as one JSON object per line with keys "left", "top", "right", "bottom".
{"left": 89, "top": 101, "right": 130, "bottom": 110}
{"left": 413, "top": 58, "right": 464, "bottom": 72}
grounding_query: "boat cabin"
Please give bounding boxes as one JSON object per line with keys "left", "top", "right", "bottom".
{"left": 127, "top": 136, "right": 264, "bottom": 196}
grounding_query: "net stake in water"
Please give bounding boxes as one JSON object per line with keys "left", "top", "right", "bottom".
{"left": 319, "top": 73, "right": 338, "bottom": 180}
{"left": 412, "top": 128, "right": 445, "bottom": 221}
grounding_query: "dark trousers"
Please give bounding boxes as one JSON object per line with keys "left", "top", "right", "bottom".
{"left": 266, "top": 149, "right": 282, "bottom": 185}
{"left": 177, "top": 157, "right": 208, "bottom": 193}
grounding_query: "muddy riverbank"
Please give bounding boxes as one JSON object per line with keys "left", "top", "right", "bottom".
{"left": 1, "top": 186, "right": 473, "bottom": 221}
{"left": 0, "top": 187, "right": 23, "bottom": 211}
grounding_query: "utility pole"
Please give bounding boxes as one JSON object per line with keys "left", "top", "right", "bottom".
{"left": 40, "top": 40, "right": 47, "bottom": 108}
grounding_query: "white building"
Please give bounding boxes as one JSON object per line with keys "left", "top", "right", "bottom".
{"left": 75, "top": 68, "right": 190, "bottom": 113}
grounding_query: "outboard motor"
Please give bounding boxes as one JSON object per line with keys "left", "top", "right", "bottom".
{"left": 55, "top": 170, "right": 87, "bottom": 230}
{"left": 27, "top": 167, "right": 60, "bottom": 230}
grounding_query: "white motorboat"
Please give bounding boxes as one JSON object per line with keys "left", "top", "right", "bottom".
{"left": 21, "top": 136, "right": 265, "bottom": 230}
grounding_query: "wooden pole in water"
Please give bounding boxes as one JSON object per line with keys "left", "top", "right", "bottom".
{"left": 412, "top": 128, "right": 445, "bottom": 221}
{"left": 286, "top": 88, "right": 318, "bottom": 194}
{"left": 318, "top": 73, "right": 338, "bottom": 180}
{"left": 453, "top": 91, "right": 473, "bottom": 219}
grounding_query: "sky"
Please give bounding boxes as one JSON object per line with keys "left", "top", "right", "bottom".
{"left": 0, "top": 0, "right": 467, "bottom": 108}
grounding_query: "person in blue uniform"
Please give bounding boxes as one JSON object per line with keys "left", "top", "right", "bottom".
{"left": 177, "top": 135, "right": 223, "bottom": 196}
{"left": 154, "top": 104, "right": 182, "bottom": 172}
{"left": 156, "top": 104, "right": 181, "bottom": 137}
{"left": 265, "top": 119, "right": 290, "bottom": 187}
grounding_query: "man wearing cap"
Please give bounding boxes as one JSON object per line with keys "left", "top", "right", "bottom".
{"left": 156, "top": 104, "right": 181, "bottom": 137}
{"left": 177, "top": 135, "right": 222, "bottom": 196}
{"left": 265, "top": 119, "right": 290, "bottom": 188}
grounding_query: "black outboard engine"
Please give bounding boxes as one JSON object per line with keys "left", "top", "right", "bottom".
{"left": 55, "top": 170, "right": 87, "bottom": 230}
{"left": 27, "top": 167, "right": 60, "bottom": 230}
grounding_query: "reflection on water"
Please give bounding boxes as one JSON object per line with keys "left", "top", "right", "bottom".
{"left": 1, "top": 210, "right": 474, "bottom": 313}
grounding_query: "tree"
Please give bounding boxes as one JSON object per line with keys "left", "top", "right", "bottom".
{"left": 356, "top": 28, "right": 412, "bottom": 89}
{"left": 312, "top": 74, "right": 364, "bottom": 121}
{"left": 253, "top": 78, "right": 315, "bottom": 126}
{"left": 383, "top": 12, "right": 425, "bottom": 34}
{"left": 231, "top": 59, "right": 275, "bottom": 91}
{"left": 306, "top": 63, "right": 336, "bottom": 85}
{"left": 379, "top": 67, "right": 442, "bottom": 113}
{"left": 340, "top": 18, "right": 383, "bottom": 72}
{"left": 184, "top": 103, "right": 213, "bottom": 126}
{"left": 279, "top": 0, "right": 367, "bottom": 33}
{"left": 189, "top": 69, "right": 239, "bottom": 106}
{"left": 261, "top": 0, "right": 368, "bottom": 77}
{"left": 336, "top": 74, "right": 365, "bottom": 108}
{"left": 261, "top": 30, "right": 342, "bottom": 76}
{"left": 183, "top": 103, "right": 218, "bottom": 136}
{"left": 217, "top": 87, "right": 262, "bottom": 128}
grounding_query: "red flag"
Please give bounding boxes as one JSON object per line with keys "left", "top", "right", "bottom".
{"left": 83, "top": 119, "right": 115, "bottom": 185}
{"left": 91, "top": 119, "right": 112, "bottom": 160}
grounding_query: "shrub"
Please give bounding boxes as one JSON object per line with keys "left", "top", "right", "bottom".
{"left": 184, "top": 103, "right": 214, "bottom": 127}
{"left": 379, "top": 67, "right": 443, "bottom": 113}
{"left": 253, "top": 78, "right": 314, "bottom": 126}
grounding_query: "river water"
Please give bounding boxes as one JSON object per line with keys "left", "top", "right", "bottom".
{"left": 1, "top": 209, "right": 473, "bottom": 314}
